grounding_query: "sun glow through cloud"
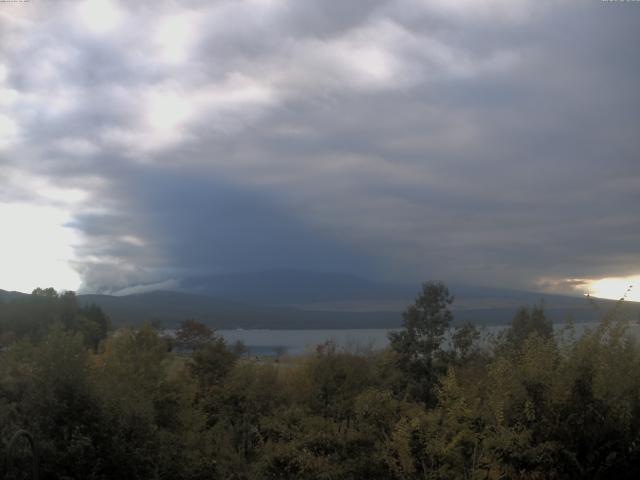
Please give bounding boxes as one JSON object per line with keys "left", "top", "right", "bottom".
{"left": 0, "top": 203, "right": 81, "bottom": 293}
{"left": 583, "top": 276, "right": 640, "bottom": 302}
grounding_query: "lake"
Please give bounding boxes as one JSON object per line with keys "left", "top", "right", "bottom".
{"left": 218, "top": 321, "right": 640, "bottom": 357}
{"left": 218, "top": 328, "right": 397, "bottom": 356}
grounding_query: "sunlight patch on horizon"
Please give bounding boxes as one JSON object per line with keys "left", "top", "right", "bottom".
{"left": 0, "top": 203, "right": 81, "bottom": 293}
{"left": 582, "top": 276, "right": 639, "bottom": 302}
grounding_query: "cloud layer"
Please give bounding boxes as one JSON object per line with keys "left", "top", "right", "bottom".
{"left": 1, "top": 0, "right": 639, "bottom": 293}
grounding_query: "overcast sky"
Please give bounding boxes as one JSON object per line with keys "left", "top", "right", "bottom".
{"left": 1, "top": 0, "right": 639, "bottom": 296}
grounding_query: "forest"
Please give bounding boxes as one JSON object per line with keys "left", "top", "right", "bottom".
{"left": 1, "top": 282, "right": 640, "bottom": 479}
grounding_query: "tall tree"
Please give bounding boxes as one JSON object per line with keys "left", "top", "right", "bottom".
{"left": 388, "top": 281, "right": 454, "bottom": 405}
{"left": 506, "top": 304, "right": 552, "bottom": 348}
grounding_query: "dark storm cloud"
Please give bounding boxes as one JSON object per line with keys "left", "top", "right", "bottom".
{"left": 1, "top": 0, "right": 639, "bottom": 293}
{"left": 69, "top": 165, "right": 374, "bottom": 292}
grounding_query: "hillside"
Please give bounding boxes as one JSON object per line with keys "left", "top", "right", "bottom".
{"left": 77, "top": 291, "right": 399, "bottom": 329}
{"left": 180, "top": 269, "right": 413, "bottom": 304}
{"left": 0, "top": 289, "right": 28, "bottom": 303}
{"left": 6, "top": 270, "right": 639, "bottom": 329}
{"left": 77, "top": 274, "right": 640, "bottom": 329}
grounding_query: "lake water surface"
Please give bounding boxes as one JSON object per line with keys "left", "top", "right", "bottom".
{"left": 218, "top": 321, "right": 640, "bottom": 357}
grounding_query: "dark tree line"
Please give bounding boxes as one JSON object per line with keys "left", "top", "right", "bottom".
{"left": 1, "top": 283, "right": 640, "bottom": 479}
{"left": 0, "top": 288, "right": 109, "bottom": 350}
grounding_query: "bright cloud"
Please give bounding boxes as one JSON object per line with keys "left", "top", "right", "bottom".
{"left": 153, "top": 12, "right": 199, "bottom": 64}
{"left": 0, "top": 203, "right": 81, "bottom": 292}
{"left": 75, "top": 0, "right": 124, "bottom": 35}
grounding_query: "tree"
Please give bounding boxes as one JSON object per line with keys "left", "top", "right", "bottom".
{"left": 76, "top": 303, "right": 111, "bottom": 350}
{"left": 388, "top": 281, "right": 454, "bottom": 405}
{"left": 190, "top": 337, "right": 237, "bottom": 391}
{"left": 175, "top": 319, "right": 214, "bottom": 353}
{"left": 14, "top": 324, "right": 105, "bottom": 479}
{"left": 0, "top": 288, "right": 110, "bottom": 348}
{"left": 506, "top": 304, "right": 553, "bottom": 349}
{"left": 31, "top": 287, "right": 58, "bottom": 299}
{"left": 451, "top": 321, "right": 481, "bottom": 363}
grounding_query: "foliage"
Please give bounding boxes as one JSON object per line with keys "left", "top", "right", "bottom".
{"left": 504, "top": 304, "right": 553, "bottom": 349}
{"left": 388, "top": 281, "right": 454, "bottom": 405}
{"left": 1, "top": 283, "right": 640, "bottom": 479}
{"left": 175, "top": 318, "right": 215, "bottom": 352}
{"left": 0, "top": 288, "right": 110, "bottom": 349}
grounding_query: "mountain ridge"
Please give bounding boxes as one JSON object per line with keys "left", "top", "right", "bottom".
{"left": 3, "top": 270, "right": 637, "bottom": 329}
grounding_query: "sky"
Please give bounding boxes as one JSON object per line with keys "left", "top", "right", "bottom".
{"left": 0, "top": 0, "right": 639, "bottom": 300}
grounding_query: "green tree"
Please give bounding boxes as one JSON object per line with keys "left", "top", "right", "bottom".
{"left": 76, "top": 303, "right": 111, "bottom": 350}
{"left": 4, "top": 325, "right": 105, "bottom": 479}
{"left": 0, "top": 288, "right": 110, "bottom": 349}
{"left": 450, "top": 321, "right": 481, "bottom": 364}
{"left": 388, "top": 281, "right": 454, "bottom": 405}
{"left": 31, "top": 287, "right": 58, "bottom": 299}
{"left": 190, "top": 335, "right": 238, "bottom": 392}
{"left": 506, "top": 304, "right": 553, "bottom": 349}
{"left": 175, "top": 318, "right": 214, "bottom": 353}
{"left": 92, "top": 325, "right": 168, "bottom": 478}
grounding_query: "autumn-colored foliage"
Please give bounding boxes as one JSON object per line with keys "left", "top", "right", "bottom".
{"left": 1, "top": 285, "right": 640, "bottom": 479}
